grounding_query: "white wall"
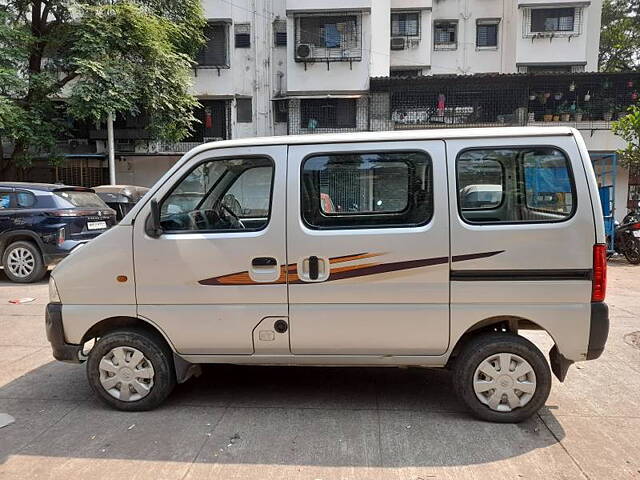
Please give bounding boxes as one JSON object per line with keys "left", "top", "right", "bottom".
{"left": 390, "top": 10, "right": 431, "bottom": 70}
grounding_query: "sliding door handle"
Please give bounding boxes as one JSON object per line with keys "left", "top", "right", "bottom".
{"left": 308, "top": 256, "right": 319, "bottom": 280}
{"left": 252, "top": 257, "right": 277, "bottom": 267}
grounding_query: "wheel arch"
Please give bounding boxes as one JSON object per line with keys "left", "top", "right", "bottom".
{"left": 447, "top": 315, "right": 557, "bottom": 368}
{"left": 0, "top": 230, "right": 45, "bottom": 257}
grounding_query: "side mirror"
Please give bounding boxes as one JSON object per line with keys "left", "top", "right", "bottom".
{"left": 146, "top": 199, "right": 163, "bottom": 238}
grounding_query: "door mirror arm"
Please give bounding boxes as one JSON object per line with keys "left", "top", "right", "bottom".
{"left": 146, "top": 199, "right": 163, "bottom": 238}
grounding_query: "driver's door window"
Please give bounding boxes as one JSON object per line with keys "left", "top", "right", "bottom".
{"left": 160, "top": 157, "right": 274, "bottom": 232}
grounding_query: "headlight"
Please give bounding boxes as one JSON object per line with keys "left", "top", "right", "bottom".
{"left": 49, "top": 276, "right": 61, "bottom": 303}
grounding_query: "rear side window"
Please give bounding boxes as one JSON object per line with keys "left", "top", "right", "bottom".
{"left": 302, "top": 151, "right": 433, "bottom": 229}
{"left": 54, "top": 191, "right": 108, "bottom": 209}
{"left": 457, "top": 147, "right": 575, "bottom": 224}
{"left": 0, "top": 192, "right": 10, "bottom": 209}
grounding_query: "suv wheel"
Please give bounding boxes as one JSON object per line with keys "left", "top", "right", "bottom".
{"left": 2, "top": 241, "right": 47, "bottom": 283}
{"left": 87, "top": 329, "right": 176, "bottom": 411}
{"left": 453, "top": 333, "right": 552, "bottom": 423}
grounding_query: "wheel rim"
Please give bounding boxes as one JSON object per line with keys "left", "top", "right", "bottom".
{"left": 473, "top": 352, "right": 537, "bottom": 412}
{"left": 6, "top": 247, "right": 35, "bottom": 278}
{"left": 98, "top": 346, "right": 155, "bottom": 402}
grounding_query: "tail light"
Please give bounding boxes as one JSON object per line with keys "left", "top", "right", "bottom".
{"left": 591, "top": 244, "right": 607, "bottom": 302}
{"left": 630, "top": 222, "right": 640, "bottom": 231}
{"left": 57, "top": 227, "right": 66, "bottom": 246}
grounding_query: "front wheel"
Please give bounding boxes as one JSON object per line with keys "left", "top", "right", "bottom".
{"left": 86, "top": 329, "right": 176, "bottom": 411}
{"left": 453, "top": 333, "right": 551, "bottom": 423}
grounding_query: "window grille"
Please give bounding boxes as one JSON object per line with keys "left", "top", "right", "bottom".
{"left": 434, "top": 21, "right": 457, "bottom": 50}
{"left": 300, "top": 99, "right": 356, "bottom": 129}
{"left": 295, "top": 14, "right": 362, "bottom": 62}
{"left": 476, "top": 21, "right": 499, "bottom": 48}
{"left": 523, "top": 7, "right": 582, "bottom": 37}
{"left": 235, "top": 23, "right": 251, "bottom": 48}
{"left": 391, "top": 12, "right": 420, "bottom": 37}
{"left": 273, "top": 19, "right": 287, "bottom": 46}
{"left": 274, "top": 99, "right": 288, "bottom": 123}
{"left": 197, "top": 23, "right": 229, "bottom": 67}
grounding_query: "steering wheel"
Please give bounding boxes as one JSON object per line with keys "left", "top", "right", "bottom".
{"left": 220, "top": 203, "right": 245, "bottom": 229}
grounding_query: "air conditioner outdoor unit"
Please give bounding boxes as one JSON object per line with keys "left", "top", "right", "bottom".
{"left": 408, "top": 38, "right": 420, "bottom": 48}
{"left": 296, "top": 43, "right": 313, "bottom": 59}
{"left": 390, "top": 37, "right": 406, "bottom": 50}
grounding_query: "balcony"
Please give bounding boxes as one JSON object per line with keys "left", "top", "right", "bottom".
{"left": 370, "top": 72, "right": 640, "bottom": 131}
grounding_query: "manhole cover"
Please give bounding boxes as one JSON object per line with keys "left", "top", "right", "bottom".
{"left": 624, "top": 332, "right": 640, "bottom": 350}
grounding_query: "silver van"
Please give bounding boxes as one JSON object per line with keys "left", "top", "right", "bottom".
{"left": 46, "top": 127, "right": 609, "bottom": 422}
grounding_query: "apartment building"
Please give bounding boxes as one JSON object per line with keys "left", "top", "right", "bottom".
{"left": 175, "top": 0, "right": 602, "bottom": 142}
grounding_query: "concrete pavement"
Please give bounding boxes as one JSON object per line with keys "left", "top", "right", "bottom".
{"left": 1, "top": 260, "right": 639, "bottom": 479}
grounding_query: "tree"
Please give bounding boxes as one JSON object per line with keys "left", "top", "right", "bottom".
{"left": 0, "top": 0, "right": 205, "bottom": 178}
{"left": 599, "top": 0, "right": 640, "bottom": 72}
{"left": 612, "top": 105, "right": 640, "bottom": 169}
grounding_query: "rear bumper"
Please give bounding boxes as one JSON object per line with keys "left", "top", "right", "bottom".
{"left": 586, "top": 302, "right": 609, "bottom": 360}
{"left": 45, "top": 303, "right": 83, "bottom": 363}
{"left": 550, "top": 302, "right": 609, "bottom": 381}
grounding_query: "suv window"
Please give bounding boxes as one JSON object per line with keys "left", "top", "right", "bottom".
{"left": 0, "top": 192, "right": 10, "bottom": 209}
{"left": 457, "top": 147, "right": 574, "bottom": 224}
{"left": 55, "top": 191, "right": 108, "bottom": 208}
{"left": 160, "top": 157, "right": 274, "bottom": 232}
{"left": 302, "top": 151, "right": 432, "bottom": 229}
{"left": 15, "top": 191, "right": 36, "bottom": 208}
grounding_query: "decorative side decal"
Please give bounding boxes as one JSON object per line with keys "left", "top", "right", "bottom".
{"left": 198, "top": 251, "right": 504, "bottom": 286}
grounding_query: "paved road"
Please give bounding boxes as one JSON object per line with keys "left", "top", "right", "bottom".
{"left": 1, "top": 260, "right": 640, "bottom": 479}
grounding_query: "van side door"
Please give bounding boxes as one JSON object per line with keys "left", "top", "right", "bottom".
{"left": 286, "top": 140, "right": 450, "bottom": 355}
{"left": 132, "top": 145, "right": 288, "bottom": 355}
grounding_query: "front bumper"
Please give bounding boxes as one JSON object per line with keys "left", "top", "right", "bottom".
{"left": 45, "top": 303, "right": 83, "bottom": 363}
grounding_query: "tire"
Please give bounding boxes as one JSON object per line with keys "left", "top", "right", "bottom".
{"left": 622, "top": 236, "right": 640, "bottom": 265}
{"left": 86, "top": 329, "right": 176, "bottom": 411}
{"left": 2, "top": 240, "right": 47, "bottom": 283}
{"left": 453, "top": 333, "right": 552, "bottom": 423}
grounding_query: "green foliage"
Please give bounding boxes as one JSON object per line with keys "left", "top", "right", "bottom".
{"left": 0, "top": 0, "right": 205, "bottom": 172}
{"left": 599, "top": 0, "right": 640, "bottom": 72}
{"left": 612, "top": 105, "right": 640, "bottom": 168}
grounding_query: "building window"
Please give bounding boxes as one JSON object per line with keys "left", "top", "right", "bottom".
{"left": 300, "top": 99, "right": 357, "bottom": 129}
{"left": 197, "top": 22, "right": 229, "bottom": 67}
{"left": 235, "top": 23, "right": 251, "bottom": 48}
{"left": 236, "top": 98, "right": 252, "bottom": 123}
{"left": 457, "top": 148, "right": 575, "bottom": 224}
{"left": 274, "top": 100, "right": 288, "bottom": 123}
{"left": 390, "top": 69, "right": 422, "bottom": 77}
{"left": 476, "top": 20, "right": 499, "bottom": 48}
{"left": 295, "top": 14, "right": 362, "bottom": 62}
{"left": 273, "top": 19, "right": 287, "bottom": 46}
{"left": 524, "top": 7, "right": 581, "bottom": 37}
{"left": 391, "top": 12, "right": 420, "bottom": 37}
{"left": 434, "top": 21, "right": 457, "bottom": 50}
{"left": 301, "top": 152, "right": 433, "bottom": 229}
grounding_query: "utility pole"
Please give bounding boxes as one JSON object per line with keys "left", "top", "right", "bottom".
{"left": 107, "top": 112, "right": 116, "bottom": 185}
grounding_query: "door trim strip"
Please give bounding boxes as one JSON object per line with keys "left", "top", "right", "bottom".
{"left": 450, "top": 269, "right": 592, "bottom": 281}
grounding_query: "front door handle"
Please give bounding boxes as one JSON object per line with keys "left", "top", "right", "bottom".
{"left": 252, "top": 257, "right": 277, "bottom": 267}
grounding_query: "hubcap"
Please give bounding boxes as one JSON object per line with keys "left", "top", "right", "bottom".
{"left": 473, "top": 352, "right": 536, "bottom": 412}
{"left": 98, "top": 346, "right": 155, "bottom": 402}
{"left": 7, "top": 247, "right": 35, "bottom": 278}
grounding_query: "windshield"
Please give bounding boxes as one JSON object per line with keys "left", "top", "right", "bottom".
{"left": 54, "top": 191, "right": 109, "bottom": 209}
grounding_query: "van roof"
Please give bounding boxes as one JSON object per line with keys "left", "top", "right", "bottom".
{"left": 191, "top": 126, "right": 576, "bottom": 153}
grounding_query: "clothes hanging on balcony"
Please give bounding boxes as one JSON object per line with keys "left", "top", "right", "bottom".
{"left": 324, "top": 24, "right": 341, "bottom": 48}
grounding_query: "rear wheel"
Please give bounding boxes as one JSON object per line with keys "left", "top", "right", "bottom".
{"left": 453, "top": 333, "right": 551, "bottom": 423}
{"left": 622, "top": 235, "right": 640, "bottom": 264}
{"left": 86, "top": 329, "right": 176, "bottom": 411}
{"left": 2, "top": 241, "right": 47, "bottom": 283}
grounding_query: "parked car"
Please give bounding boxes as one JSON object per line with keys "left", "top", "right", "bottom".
{"left": 93, "top": 185, "right": 150, "bottom": 221}
{"left": 0, "top": 183, "right": 116, "bottom": 283}
{"left": 46, "top": 127, "right": 608, "bottom": 422}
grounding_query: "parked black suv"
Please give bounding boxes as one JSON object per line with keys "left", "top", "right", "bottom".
{"left": 0, "top": 183, "right": 116, "bottom": 283}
